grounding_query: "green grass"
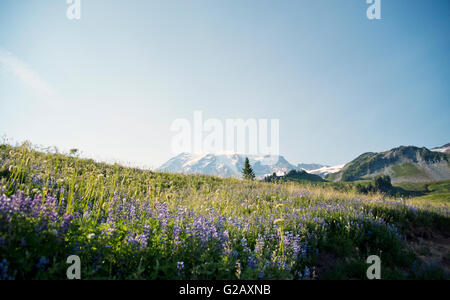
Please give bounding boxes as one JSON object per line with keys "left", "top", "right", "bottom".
{"left": 395, "top": 180, "right": 450, "bottom": 207}
{"left": 304, "top": 178, "right": 450, "bottom": 209}
{"left": 391, "top": 163, "right": 428, "bottom": 179}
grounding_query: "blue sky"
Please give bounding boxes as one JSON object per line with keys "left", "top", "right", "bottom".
{"left": 0, "top": 0, "right": 449, "bottom": 168}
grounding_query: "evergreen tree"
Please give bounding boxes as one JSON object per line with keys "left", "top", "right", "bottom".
{"left": 242, "top": 157, "right": 256, "bottom": 181}
{"left": 374, "top": 175, "right": 392, "bottom": 194}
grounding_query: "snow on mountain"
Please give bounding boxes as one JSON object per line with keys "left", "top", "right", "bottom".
{"left": 307, "top": 164, "right": 346, "bottom": 178}
{"left": 297, "top": 163, "right": 326, "bottom": 171}
{"left": 432, "top": 143, "right": 450, "bottom": 154}
{"left": 158, "top": 153, "right": 298, "bottom": 179}
{"left": 159, "top": 143, "right": 447, "bottom": 180}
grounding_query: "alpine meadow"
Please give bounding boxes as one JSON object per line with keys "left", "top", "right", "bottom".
{"left": 0, "top": 143, "right": 448, "bottom": 280}
{"left": 1, "top": 0, "right": 449, "bottom": 284}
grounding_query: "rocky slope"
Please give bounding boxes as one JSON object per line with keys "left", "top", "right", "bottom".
{"left": 330, "top": 146, "right": 450, "bottom": 183}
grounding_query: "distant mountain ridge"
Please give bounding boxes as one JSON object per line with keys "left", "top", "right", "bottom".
{"left": 308, "top": 164, "right": 345, "bottom": 178}
{"left": 432, "top": 143, "right": 450, "bottom": 154}
{"left": 329, "top": 145, "right": 450, "bottom": 183}
{"left": 297, "top": 163, "right": 326, "bottom": 171}
{"left": 158, "top": 153, "right": 298, "bottom": 179}
{"left": 158, "top": 143, "right": 450, "bottom": 183}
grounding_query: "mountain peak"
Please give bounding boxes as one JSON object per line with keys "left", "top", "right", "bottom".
{"left": 432, "top": 143, "right": 450, "bottom": 154}
{"left": 331, "top": 145, "right": 449, "bottom": 183}
{"left": 158, "top": 153, "right": 301, "bottom": 179}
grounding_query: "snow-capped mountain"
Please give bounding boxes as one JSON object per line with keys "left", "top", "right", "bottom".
{"left": 297, "top": 163, "right": 326, "bottom": 171}
{"left": 158, "top": 153, "right": 298, "bottom": 179}
{"left": 432, "top": 143, "right": 450, "bottom": 154}
{"left": 158, "top": 143, "right": 449, "bottom": 181}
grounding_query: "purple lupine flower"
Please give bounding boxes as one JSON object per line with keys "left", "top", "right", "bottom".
{"left": 0, "top": 259, "right": 14, "bottom": 280}
{"left": 303, "top": 267, "right": 311, "bottom": 279}
{"left": 248, "top": 255, "right": 257, "bottom": 270}
{"left": 36, "top": 257, "right": 49, "bottom": 270}
{"left": 258, "top": 269, "right": 265, "bottom": 279}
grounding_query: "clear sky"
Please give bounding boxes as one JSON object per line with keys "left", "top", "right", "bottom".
{"left": 0, "top": 0, "right": 449, "bottom": 168}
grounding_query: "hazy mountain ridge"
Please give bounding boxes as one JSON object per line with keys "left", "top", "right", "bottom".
{"left": 158, "top": 153, "right": 298, "bottom": 179}
{"left": 159, "top": 143, "right": 450, "bottom": 183}
{"left": 297, "top": 163, "right": 327, "bottom": 171}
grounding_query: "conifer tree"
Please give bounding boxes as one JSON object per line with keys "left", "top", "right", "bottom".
{"left": 242, "top": 157, "right": 256, "bottom": 181}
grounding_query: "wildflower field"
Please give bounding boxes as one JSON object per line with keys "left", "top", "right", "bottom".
{"left": 0, "top": 143, "right": 448, "bottom": 280}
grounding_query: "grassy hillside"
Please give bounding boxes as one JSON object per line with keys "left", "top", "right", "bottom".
{"left": 278, "top": 178, "right": 449, "bottom": 208}
{"left": 395, "top": 181, "right": 450, "bottom": 206}
{"left": 333, "top": 146, "right": 449, "bottom": 183}
{"left": 0, "top": 143, "right": 449, "bottom": 280}
{"left": 391, "top": 163, "right": 428, "bottom": 178}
